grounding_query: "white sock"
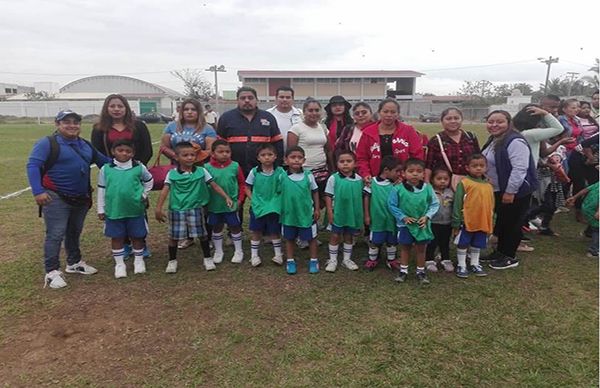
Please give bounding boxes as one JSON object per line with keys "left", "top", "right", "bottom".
{"left": 112, "top": 249, "right": 125, "bottom": 266}
{"left": 400, "top": 264, "right": 409, "bottom": 274}
{"left": 469, "top": 247, "right": 481, "bottom": 266}
{"left": 328, "top": 244, "right": 339, "bottom": 261}
{"left": 212, "top": 232, "right": 224, "bottom": 254}
{"left": 416, "top": 266, "right": 425, "bottom": 274}
{"left": 251, "top": 239, "right": 260, "bottom": 258}
{"left": 272, "top": 238, "right": 282, "bottom": 257}
{"left": 386, "top": 245, "right": 397, "bottom": 261}
{"left": 342, "top": 243, "right": 353, "bottom": 261}
{"left": 368, "top": 246, "right": 379, "bottom": 261}
{"left": 232, "top": 232, "right": 243, "bottom": 253}
{"left": 457, "top": 248, "right": 467, "bottom": 268}
{"left": 132, "top": 248, "right": 143, "bottom": 261}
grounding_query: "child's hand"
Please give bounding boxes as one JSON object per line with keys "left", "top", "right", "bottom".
{"left": 98, "top": 213, "right": 105, "bottom": 221}
{"left": 595, "top": 210, "right": 599, "bottom": 220}
{"left": 417, "top": 216, "right": 428, "bottom": 228}
{"left": 404, "top": 217, "right": 416, "bottom": 224}
{"left": 453, "top": 228, "right": 459, "bottom": 237}
{"left": 155, "top": 209, "right": 167, "bottom": 223}
{"left": 565, "top": 197, "right": 575, "bottom": 207}
{"left": 327, "top": 210, "right": 334, "bottom": 225}
{"left": 364, "top": 215, "right": 371, "bottom": 226}
{"left": 313, "top": 208, "right": 321, "bottom": 222}
{"left": 225, "top": 197, "right": 234, "bottom": 208}
{"left": 363, "top": 175, "right": 372, "bottom": 186}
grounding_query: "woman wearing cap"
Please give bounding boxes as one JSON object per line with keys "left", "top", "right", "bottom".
{"left": 333, "top": 102, "right": 374, "bottom": 157}
{"left": 356, "top": 99, "right": 424, "bottom": 184}
{"left": 91, "top": 94, "right": 153, "bottom": 165}
{"left": 324, "top": 95, "right": 353, "bottom": 151}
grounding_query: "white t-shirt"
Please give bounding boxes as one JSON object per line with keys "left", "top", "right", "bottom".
{"left": 205, "top": 111, "right": 218, "bottom": 125}
{"left": 288, "top": 122, "right": 329, "bottom": 170}
{"left": 268, "top": 107, "right": 302, "bottom": 148}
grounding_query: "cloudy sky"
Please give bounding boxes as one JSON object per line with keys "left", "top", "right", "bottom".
{"left": 2, "top": 0, "right": 598, "bottom": 95}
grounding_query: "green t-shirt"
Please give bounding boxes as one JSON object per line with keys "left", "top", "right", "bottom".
{"left": 365, "top": 178, "right": 396, "bottom": 233}
{"left": 280, "top": 170, "right": 315, "bottom": 228}
{"left": 167, "top": 167, "right": 211, "bottom": 211}
{"left": 103, "top": 163, "right": 145, "bottom": 219}
{"left": 247, "top": 166, "right": 285, "bottom": 218}
{"left": 326, "top": 172, "right": 364, "bottom": 229}
{"left": 205, "top": 162, "right": 239, "bottom": 213}
{"left": 394, "top": 183, "right": 434, "bottom": 241}
{"left": 582, "top": 182, "right": 599, "bottom": 228}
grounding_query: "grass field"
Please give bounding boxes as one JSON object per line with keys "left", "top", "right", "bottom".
{"left": 0, "top": 122, "right": 597, "bottom": 387}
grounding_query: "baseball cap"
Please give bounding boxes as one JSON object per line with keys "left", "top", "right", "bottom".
{"left": 55, "top": 110, "right": 82, "bottom": 122}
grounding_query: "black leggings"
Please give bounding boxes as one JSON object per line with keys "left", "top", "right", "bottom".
{"left": 494, "top": 193, "right": 531, "bottom": 259}
{"left": 426, "top": 224, "right": 452, "bottom": 261}
{"left": 526, "top": 187, "right": 557, "bottom": 228}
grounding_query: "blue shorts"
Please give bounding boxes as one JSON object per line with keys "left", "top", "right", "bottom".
{"left": 104, "top": 216, "right": 148, "bottom": 239}
{"left": 207, "top": 211, "right": 241, "bottom": 227}
{"left": 397, "top": 227, "right": 430, "bottom": 245}
{"left": 249, "top": 211, "right": 281, "bottom": 236}
{"left": 330, "top": 224, "right": 360, "bottom": 235}
{"left": 455, "top": 228, "right": 488, "bottom": 249}
{"left": 169, "top": 208, "right": 206, "bottom": 240}
{"left": 370, "top": 231, "right": 398, "bottom": 246}
{"left": 282, "top": 224, "right": 317, "bottom": 241}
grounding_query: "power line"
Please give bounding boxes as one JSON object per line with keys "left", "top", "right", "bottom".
{"left": 422, "top": 59, "right": 537, "bottom": 72}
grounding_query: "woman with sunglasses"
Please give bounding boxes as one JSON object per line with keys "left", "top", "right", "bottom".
{"left": 334, "top": 102, "right": 374, "bottom": 158}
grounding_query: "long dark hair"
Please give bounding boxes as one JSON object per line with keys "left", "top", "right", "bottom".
{"left": 96, "top": 94, "right": 135, "bottom": 133}
{"left": 512, "top": 104, "right": 542, "bottom": 131}
{"left": 177, "top": 98, "right": 207, "bottom": 134}
{"left": 325, "top": 101, "right": 352, "bottom": 129}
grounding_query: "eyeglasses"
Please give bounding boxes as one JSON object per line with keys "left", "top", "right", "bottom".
{"left": 353, "top": 110, "right": 370, "bottom": 116}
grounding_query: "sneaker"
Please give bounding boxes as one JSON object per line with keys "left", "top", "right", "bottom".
{"left": 325, "top": 259, "right": 338, "bottom": 272}
{"left": 517, "top": 243, "right": 534, "bottom": 252}
{"left": 342, "top": 259, "right": 358, "bottom": 271}
{"left": 521, "top": 225, "right": 531, "bottom": 233}
{"left": 133, "top": 258, "right": 146, "bottom": 274}
{"left": 364, "top": 259, "right": 378, "bottom": 271}
{"left": 203, "top": 258, "right": 216, "bottom": 271}
{"left": 586, "top": 252, "right": 599, "bottom": 258}
{"left": 44, "top": 270, "right": 67, "bottom": 289}
{"left": 165, "top": 260, "right": 178, "bottom": 273}
{"left": 394, "top": 271, "right": 408, "bottom": 283}
{"left": 65, "top": 261, "right": 98, "bottom": 275}
{"left": 538, "top": 228, "right": 559, "bottom": 237}
{"left": 231, "top": 251, "right": 244, "bottom": 264}
{"left": 416, "top": 271, "right": 430, "bottom": 285}
{"left": 250, "top": 256, "right": 262, "bottom": 267}
{"left": 213, "top": 251, "right": 224, "bottom": 264}
{"left": 296, "top": 239, "right": 309, "bottom": 249}
{"left": 441, "top": 260, "right": 455, "bottom": 272}
{"left": 555, "top": 206, "right": 570, "bottom": 214}
{"left": 271, "top": 255, "right": 283, "bottom": 265}
{"left": 177, "top": 238, "right": 194, "bottom": 250}
{"left": 489, "top": 257, "right": 519, "bottom": 270}
{"left": 143, "top": 246, "right": 152, "bottom": 258}
{"left": 469, "top": 264, "right": 488, "bottom": 277}
{"left": 527, "top": 222, "right": 538, "bottom": 231}
{"left": 286, "top": 259, "right": 297, "bottom": 275}
{"left": 456, "top": 266, "right": 469, "bottom": 278}
{"left": 425, "top": 260, "right": 438, "bottom": 272}
{"left": 530, "top": 217, "right": 543, "bottom": 228}
{"left": 309, "top": 258, "right": 319, "bottom": 274}
{"left": 386, "top": 259, "right": 402, "bottom": 272}
{"left": 114, "top": 264, "right": 127, "bottom": 279}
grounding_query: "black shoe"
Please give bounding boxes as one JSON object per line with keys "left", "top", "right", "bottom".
{"left": 538, "top": 228, "right": 558, "bottom": 237}
{"left": 394, "top": 271, "right": 408, "bottom": 283}
{"left": 416, "top": 271, "right": 430, "bottom": 285}
{"left": 480, "top": 250, "right": 502, "bottom": 262}
{"left": 489, "top": 257, "right": 519, "bottom": 270}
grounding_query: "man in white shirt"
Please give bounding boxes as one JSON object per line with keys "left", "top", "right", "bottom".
{"left": 266, "top": 86, "right": 302, "bottom": 148}
{"left": 205, "top": 104, "right": 219, "bottom": 129}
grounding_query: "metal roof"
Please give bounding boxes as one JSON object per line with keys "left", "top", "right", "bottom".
{"left": 238, "top": 70, "right": 424, "bottom": 80}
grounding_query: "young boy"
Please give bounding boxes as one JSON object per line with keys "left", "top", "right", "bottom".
{"left": 324, "top": 150, "right": 364, "bottom": 272}
{"left": 204, "top": 139, "right": 246, "bottom": 264}
{"left": 280, "top": 146, "right": 321, "bottom": 275}
{"left": 451, "top": 154, "right": 494, "bottom": 278}
{"left": 566, "top": 181, "right": 599, "bottom": 258}
{"left": 245, "top": 144, "right": 286, "bottom": 267}
{"left": 155, "top": 141, "right": 232, "bottom": 273}
{"left": 388, "top": 158, "right": 439, "bottom": 285}
{"left": 97, "top": 139, "right": 154, "bottom": 278}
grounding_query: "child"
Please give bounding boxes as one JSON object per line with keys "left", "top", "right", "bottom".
{"left": 388, "top": 158, "right": 439, "bottom": 285}
{"left": 245, "top": 144, "right": 286, "bottom": 267}
{"left": 566, "top": 181, "right": 599, "bottom": 257}
{"left": 280, "top": 146, "right": 321, "bottom": 274}
{"left": 452, "top": 154, "right": 494, "bottom": 278}
{"left": 204, "top": 139, "right": 246, "bottom": 264}
{"left": 324, "top": 150, "right": 364, "bottom": 272}
{"left": 97, "top": 139, "right": 154, "bottom": 278}
{"left": 363, "top": 156, "right": 402, "bottom": 271}
{"left": 155, "top": 141, "right": 232, "bottom": 273}
{"left": 425, "top": 168, "right": 455, "bottom": 273}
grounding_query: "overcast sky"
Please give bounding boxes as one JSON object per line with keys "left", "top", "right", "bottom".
{"left": 2, "top": 0, "right": 598, "bottom": 95}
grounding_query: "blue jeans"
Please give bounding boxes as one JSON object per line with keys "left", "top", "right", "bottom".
{"left": 590, "top": 227, "right": 599, "bottom": 256}
{"left": 42, "top": 191, "right": 89, "bottom": 272}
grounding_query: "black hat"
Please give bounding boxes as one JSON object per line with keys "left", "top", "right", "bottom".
{"left": 325, "top": 95, "right": 351, "bottom": 113}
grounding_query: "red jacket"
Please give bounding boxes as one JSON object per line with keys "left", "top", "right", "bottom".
{"left": 356, "top": 120, "right": 424, "bottom": 178}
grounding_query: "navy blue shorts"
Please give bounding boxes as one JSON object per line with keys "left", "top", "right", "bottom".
{"left": 330, "top": 224, "right": 360, "bottom": 235}
{"left": 104, "top": 216, "right": 148, "bottom": 239}
{"left": 207, "top": 211, "right": 241, "bottom": 227}
{"left": 249, "top": 211, "right": 281, "bottom": 235}
{"left": 370, "top": 231, "right": 397, "bottom": 246}
{"left": 397, "top": 227, "right": 430, "bottom": 245}
{"left": 282, "top": 224, "right": 317, "bottom": 241}
{"left": 455, "top": 228, "right": 488, "bottom": 249}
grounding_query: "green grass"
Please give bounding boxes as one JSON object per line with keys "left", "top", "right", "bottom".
{"left": 0, "top": 122, "right": 597, "bottom": 386}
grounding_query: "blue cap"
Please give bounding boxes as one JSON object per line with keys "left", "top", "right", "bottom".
{"left": 55, "top": 110, "right": 82, "bottom": 122}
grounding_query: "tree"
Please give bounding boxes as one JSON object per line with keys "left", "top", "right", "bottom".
{"left": 580, "top": 58, "right": 599, "bottom": 91}
{"left": 171, "top": 68, "right": 214, "bottom": 101}
{"left": 458, "top": 80, "right": 494, "bottom": 104}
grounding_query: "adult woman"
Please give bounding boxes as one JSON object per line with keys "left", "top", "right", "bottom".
{"left": 425, "top": 107, "right": 480, "bottom": 187}
{"left": 577, "top": 101, "right": 599, "bottom": 140}
{"left": 334, "top": 102, "right": 373, "bottom": 156}
{"left": 160, "top": 98, "right": 217, "bottom": 162}
{"left": 356, "top": 99, "right": 424, "bottom": 184}
{"left": 91, "top": 94, "right": 153, "bottom": 165}
{"left": 481, "top": 110, "right": 537, "bottom": 270}
{"left": 558, "top": 99, "right": 582, "bottom": 154}
{"left": 324, "top": 95, "right": 353, "bottom": 151}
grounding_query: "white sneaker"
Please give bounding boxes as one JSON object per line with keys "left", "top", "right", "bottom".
{"left": 425, "top": 260, "right": 438, "bottom": 272}
{"left": 44, "top": 270, "right": 67, "bottom": 289}
{"left": 325, "top": 259, "right": 338, "bottom": 272}
{"left": 528, "top": 222, "right": 539, "bottom": 231}
{"left": 530, "top": 217, "right": 543, "bottom": 228}
{"left": 213, "top": 251, "right": 224, "bottom": 264}
{"left": 134, "top": 258, "right": 146, "bottom": 274}
{"left": 271, "top": 255, "right": 284, "bottom": 265}
{"left": 231, "top": 251, "right": 244, "bottom": 264}
{"left": 250, "top": 256, "right": 262, "bottom": 267}
{"left": 65, "top": 261, "right": 98, "bottom": 275}
{"left": 342, "top": 259, "right": 358, "bottom": 271}
{"left": 115, "top": 264, "right": 127, "bottom": 279}
{"left": 441, "top": 260, "right": 455, "bottom": 272}
{"left": 177, "top": 238, "right": 194, "bottom": 249}
{"left": 165, "top": 260, "right": 178, "bottom": 273}
{"left": 203, "top": 258, "right": 216, "bottom": 271}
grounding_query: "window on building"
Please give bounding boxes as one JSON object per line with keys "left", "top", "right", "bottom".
{"left": 370, "top": 78, "right": 385, "bottom": 83}
{"left": 5, "top": 88, "right": 13, "bottom": 94}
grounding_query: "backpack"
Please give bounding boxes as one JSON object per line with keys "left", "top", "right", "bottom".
{"left": 41, "top": 133, "right": 98, "bottom": 176}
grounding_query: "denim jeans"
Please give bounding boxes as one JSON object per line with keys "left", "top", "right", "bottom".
{"left": 589, "top": 227, "right": 599, "bottom": 256}
{"left": 42, "top": 191, "right": 89, "bottom": 272}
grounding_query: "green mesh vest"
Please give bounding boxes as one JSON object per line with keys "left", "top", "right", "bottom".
{"left": 104, "top": 163, "right": 145, "bottom": 219}
{"left": 205, "top": 162, "right": 239, "bottom": 213}
{"left": 395, "top": 183, "right": 434, "bottom": 241}
{"left": 369, "top": 179, "right": 396, "bottom": 233}
{"left": 168, "top": 167, "right": 210, "bottom": 211}
{"left": 280, "top": 170, "right": 314, "bottom": 228}
{"left": 250, "top": 166, "right": 284, "bottom": 217}
{"left": 332, "top": 173, "right": 364, "bottom": 229}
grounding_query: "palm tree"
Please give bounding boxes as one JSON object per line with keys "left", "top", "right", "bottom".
{"left": 580, "top": 58, "right": 599, "bottom": 91}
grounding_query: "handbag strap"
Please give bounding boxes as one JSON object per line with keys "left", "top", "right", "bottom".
{"left": 153, "top": 147, "right": 164, "bottom": 167}
{"left": 436, "top": 134, "right": 453, "bottom": 173}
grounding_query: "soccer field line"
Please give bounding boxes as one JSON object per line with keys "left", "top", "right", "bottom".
{"left": 0, "top": 140, "right": 162, "bottom": 201}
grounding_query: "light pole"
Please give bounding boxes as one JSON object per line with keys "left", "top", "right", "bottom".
{"left": 205, "top": 65, "right": 226, "bottom": 114}
{"left": 566, "top": 71, "right": 580, "bottom": 97}
{"left": 538, "top": 56, "right": 559, "bottom": 94}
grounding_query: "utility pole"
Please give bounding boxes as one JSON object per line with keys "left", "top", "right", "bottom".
{"left": 205, "top": 65, "right": 226, "bottom": 114}
{"left": 566, "top": 71, "right": 580, "bottom": 97}
{"left": 538, "top": 56, "right": 559, "bottom": 94}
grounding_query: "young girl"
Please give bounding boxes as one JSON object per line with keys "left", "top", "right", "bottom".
{"left": 425, "top": 168, "right": 454, "bottom": 273}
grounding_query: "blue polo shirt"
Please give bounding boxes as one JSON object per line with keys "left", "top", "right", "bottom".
{"left": 217, "top": 108, "right": 284, "bottom": 176}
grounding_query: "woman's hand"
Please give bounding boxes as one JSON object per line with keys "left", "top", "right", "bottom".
{"left": 501, "top": 193, "right": 515, "bottom": 204}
